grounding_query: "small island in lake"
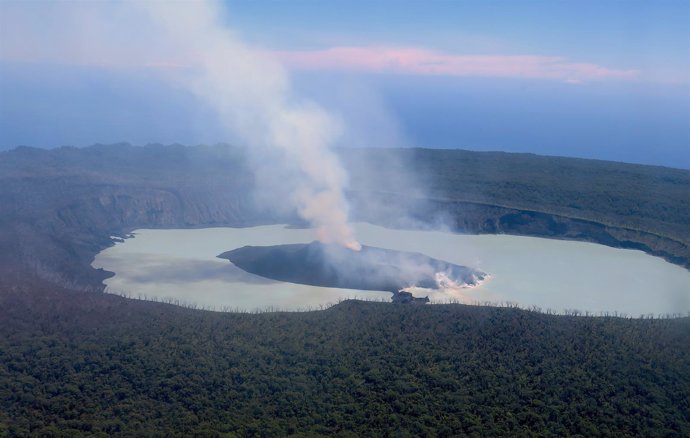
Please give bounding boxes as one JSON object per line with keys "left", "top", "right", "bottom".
{"left": 218, "top": 241, "right": 487, "bottom": 295}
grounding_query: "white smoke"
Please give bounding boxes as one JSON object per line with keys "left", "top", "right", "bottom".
{"left": 134, "top": 1, "right": 361, "bottom": 250}
{"left": 401, "top": 271, "right": 491, "bottom": 303}
{"left": 0, "top": 0, "right": 361, "bottom": 250}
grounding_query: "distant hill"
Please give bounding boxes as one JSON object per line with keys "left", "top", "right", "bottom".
{"left": 343, "top": 147, "right": 690, "bottom": 253}
{"left": 0, "top": 143, "right": 687, "bottom": 291}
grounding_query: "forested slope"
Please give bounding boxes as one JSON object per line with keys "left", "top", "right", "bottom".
{"left": 425, "top": 149, "right": 689, "bottom": 241}
{"left": 1, "top": 283, "right": 688, "bottom": 437}
{"left": 344, "top": 148, "right": 690, "bottom": 268}
{"left": 1, "top": 144, "right": 689, "bottom": 436}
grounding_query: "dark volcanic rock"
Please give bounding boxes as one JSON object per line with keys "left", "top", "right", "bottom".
{"left": 219, "top": 241, "right": 486, "bottom": 292}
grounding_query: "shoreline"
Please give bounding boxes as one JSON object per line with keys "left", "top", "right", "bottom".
{"left": 93, "top": 224, "right": 690, "bottom": 315}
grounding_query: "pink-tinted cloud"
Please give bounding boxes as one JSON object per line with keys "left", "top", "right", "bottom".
{"left": 274, "top": 47, "right": 639, "bottom": 82}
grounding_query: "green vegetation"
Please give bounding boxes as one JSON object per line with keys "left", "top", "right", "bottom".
{"left": 344, "top": 147, "right": 690, "bottom": 270}
{"left": 344, "top": 148, "right": 690, "bottom": 244}
{"left": 1, "top": 144, "right": 689, "bottom": 436}
{"left": 1, "top": 144, "right": 689, "bottom": 290}
{"left": 1, "top": 285, "right": 689, "bottom": 437}
{"left": 417, "top": 149, "right": 690, "bottom": 242}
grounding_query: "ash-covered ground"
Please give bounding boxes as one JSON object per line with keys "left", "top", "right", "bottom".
{"left": 219, "top": 241, "right": 487, "bottom": 294}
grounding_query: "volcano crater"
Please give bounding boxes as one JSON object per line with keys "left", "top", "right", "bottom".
{"left": 218, "top": 241, "right": 487, "bottom": 294}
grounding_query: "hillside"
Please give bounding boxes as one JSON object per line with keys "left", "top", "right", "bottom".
{"left": 0, "top": 144, "right": 689, "bottom": 292}
{"left": 1, "top": 144, "right": 690, "bottom": 436}
{"left": 1, "top": 282, "right": 689, "bottom": 437}
{"left": 343, "top": 148, "right": 690, "bottom": 268}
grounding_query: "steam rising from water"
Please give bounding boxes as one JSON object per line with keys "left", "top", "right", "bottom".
{"left": 133, "top": 1, "right": 360, "bottom": 249}
{"left": 2, "top": 1, "right": 361, "bottom": 249}
{"left": 401, "top": 271, "right": 491, "bottom": 302}
{"left": 2, "top": 0, "right": 419, "bottom": 250}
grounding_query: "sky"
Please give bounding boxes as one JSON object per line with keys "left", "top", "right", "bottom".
{"left": 0, "top": 0, "right": 689, "bottom": 168}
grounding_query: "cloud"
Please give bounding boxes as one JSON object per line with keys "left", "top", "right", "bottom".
{"left": 274, "top": 47, "right": 639, "bottom": 82}
{"left": 0, "top": 2, "right": 638, "bottom": 85}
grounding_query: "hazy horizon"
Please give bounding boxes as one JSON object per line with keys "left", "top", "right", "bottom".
{"left": 1, "top": 0, "right": 688, "bottom": 169}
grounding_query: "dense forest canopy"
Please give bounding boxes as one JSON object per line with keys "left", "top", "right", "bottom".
{"left": 1, "top": 283, "right": 689, "bottom": 437}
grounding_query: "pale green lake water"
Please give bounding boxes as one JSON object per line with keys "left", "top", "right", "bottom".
{"left": 92, "top": 223, "right": 690, "bottom": 315}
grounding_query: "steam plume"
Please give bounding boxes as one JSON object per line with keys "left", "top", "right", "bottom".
{"left": 133, "top": 1, "right": 360, "bottom": 249}
{"left": 0, "top": 0, "right": 361, "bottom": 249}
